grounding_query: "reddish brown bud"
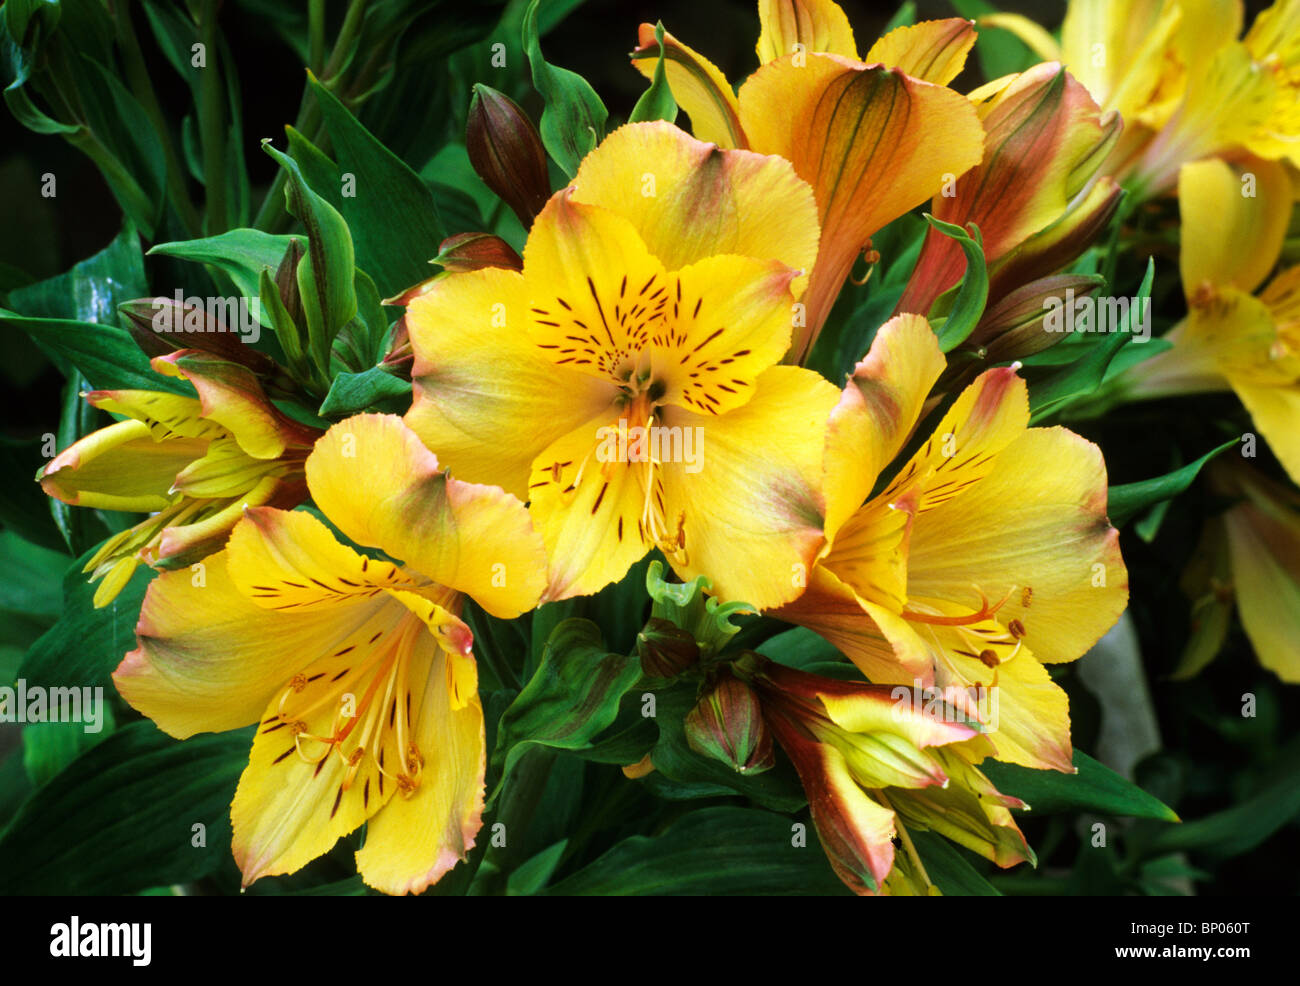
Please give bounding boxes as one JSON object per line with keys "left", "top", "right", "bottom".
{"left": 432, "top": 232, "right": 523, "bottom": 275}
{"left": 636, "top": 617, "right": 700, "bottom": 678}
{"left": 684, "top": 671, "right": 774, "bottom": 774}
{"left": 466, "top": 85, "right": 551, "bottom": 228}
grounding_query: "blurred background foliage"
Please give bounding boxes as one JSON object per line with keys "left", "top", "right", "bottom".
{"left": 0, "top": 0, "right": 1296, "bottom": 895}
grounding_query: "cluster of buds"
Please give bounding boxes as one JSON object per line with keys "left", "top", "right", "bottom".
{"left": 39, "top": 294, "right": 322, "bottom": 607}
{"left": 897, "top": 64, "right": 1123, "bottom": 387}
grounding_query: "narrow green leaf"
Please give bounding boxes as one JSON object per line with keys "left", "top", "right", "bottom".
{"left": 981, "top": 749, "right": 1180, "bottom": 821}
{"left": 924, "top": 216, "right": 988, "bottom": 353}
{"left": 150, "top": 229, "right": 295, "bottom": 300}
{"left": 1108, "top": 437, "right": 1239, "bottom": 528}
{"left": 522, "top": 0, "right": 607, "bottom": 177}
{"left": 318, "top": 366, "right": 411, "bottom": 418}
{"left": 629, "top": 22, "right": 678, "bottom": 124}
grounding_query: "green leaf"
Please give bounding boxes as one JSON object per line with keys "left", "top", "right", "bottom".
{"left": 629, "top": 22, "right": 677, "bottom": 124}
{"left": 924, "top": 216, "right": 988, "bottom": 353}
{"left": 522, "top": 0, "right": 608, "bottom": 177}
{"left": 491, "top": 618, "right": 642, "bottom": 791}
{"left": 19, "top": 548, "right": 155, "bottom": 692}
{"left": 542, "top": 807, "right": 849, "bottom": 895}
{"left": 263, "top": 141, "right": 357, "bottom": 376}
{"left": 6, "top": 222, "right": 146, "bottom": 323}
{"left": 1144, "top": 744, "right": 1300, "bottom": 859}
{"left": 318, "top": 366, "right": 411, "bottom": 418}
{"left": 910, "top": 830, "right": 1001, "bottom": 896}
{"left": 0, "top": 721, "right": 249, "bottom": 894}
{"left": 982, "top": 750, "right": 1180, "bottom": 821}
{"left": 309, "top": 75, "right": 446, "bottom": 299}
{"left": 150, "top": 229, "right": 296, "bottom": 300}
{"left": 507, "top": 839, "right": 569, "bottom": 895}
{"left": 22, "top": 707, "right": 116, "bottom": 788}
{"left": 645, "top": 559, "right": 752, "bottom": 655}
{"left": 1107, "top": 437, "right": 1239, "bottom": 528}
{"left": 0, "top": 309, "right": 192, "bottom": 395}
{"left": 1029, "top": 257, "right": 1154, "bottom": 421}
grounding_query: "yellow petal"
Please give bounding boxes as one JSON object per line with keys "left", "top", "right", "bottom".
{"left": 526, "top": 412, "right": 653, "bottom": 601}
{"left": 906, "top": 426, "right": 1128, "bottom": 666}
{"left": 150, "top": 351, "right": 315, "bottom": 459}
{"left": 864, "top": 18, "right": 976, "bottom": 86}
{"left": 657, "top": 365, "right": 839, "bottom": 609}
{"left": 1179, "top": 156, "right": 1292, "bottom": 297}
{"left": 306, "top": 414, "right": 548, "bottom": 618}
{"left": 738, "top": 55, "right": 984, "bottom": 361}
{"left": 38, "top": 419, "right": 202, "bottom": 512}
{"left": 405, "top": 265, "right": 617, "bottom": 500}
{"left": 756, "top": 0, "right": 858, "bottom": 63}
{"left": 881, "top": 366, "right": 1030, "bottom": 516}
{"left": 570, "top": 121, "right": 819, "bottom": 282}
{"left": 820, "top": 492, "right": 911, "bottom": 612}
{"left": 1232, "top": 378, "right": 1300, "bottom": 486}
{"left": 822, "top": 313, "right": 945, "bottom": 538}
{"left": 629, "top": 23, "right": 746, "bottom": 148}
{"left": 355, "top": 634, "right": 486, "bottom": 894}
{"left": 226, "top": 506, "right": 417, "bottom": 612}
{"left": 524, "top": 193, "right": 800, "bottom": 415}
{"left": 114, "top": 548, "right": 396, "bottom": 737}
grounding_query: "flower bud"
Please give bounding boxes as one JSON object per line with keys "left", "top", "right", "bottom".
{"left": 118, "top": 297, "right": 273, "bottom": 375}
{"left": 432, "top": 232, "right": 523, "bottom": 274}
{"left": 636, "top": 616, "right": 700, "bottom": 678}
{"left": 466, "top": 84, "right": 551, "bottom": 228}
{"left": 684, "top": 671, "right": 773, "bottom": 774}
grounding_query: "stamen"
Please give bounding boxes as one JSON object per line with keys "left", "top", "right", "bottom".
{"left": 902, "top": 586, "right": 1016, "bottom": 627}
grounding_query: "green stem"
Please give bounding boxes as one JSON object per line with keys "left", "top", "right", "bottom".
{"left": 114, "top": 0, "right": 202, "bottom": 236}
{"left": 322, "top": 0, "right": 369, "bottom": 81}
{"left": 308, "top": 0, "right": 327, "bottom": 74}
{"left": 198, "top": 0, "right": 226, "bottom": 233}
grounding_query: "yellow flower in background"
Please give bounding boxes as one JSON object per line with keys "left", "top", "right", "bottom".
{"left": 114, "top": 413, "right": 548, "bottom": 893}
{"left": 896, "top": 61, "right": 1121, "bottom": 318}
{"left": 1002, "top": 0, "right": 1300, "bottom": 197}
{"left": 1118, "top": 156, "right": 1300, "bottom": 484}
{"left": 748, "top": 656, "right": 1031, "bottom": 896}
{"left": 405, "top": 121, "right": 840, "bottom": 609}
{"left": 1177, "top": 461, "right": 1300, "bottom": 683}
{"left": 631, "top": 0, "right": 985, "bottom": 362}
{"left": 38, "top": 350, "right": 320, "bottom": 607}
{"left": 776, "top": 314, "right": 1128, "bottom": 771}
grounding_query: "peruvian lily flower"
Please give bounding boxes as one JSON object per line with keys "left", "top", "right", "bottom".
{"left": 745, "top": 654, "right": 1031, "bottom": 895}
{"left": 38, "top": 350, "right": 320, "bottom": 607}
{"left": 405, "top": 121, "right": 842, "bottom": 609}
{"left": 775, "top": 313, "right": 1129, "bottom": 771}
{"left": 1176, "top": 461, "right": 1300, "bottom": 683}
{"left": 1000, "top": 0, "right": 1300, "bottom": 197}
{"left": 630, "top": 0, "right": 985, "bottom": 362}
{"left": 113, "top": 413, "right": 548, "bottom": 893}
{"left": 895, "top": 62, "right": 1122, "bottom": 321}
{"left": 1116, "top": 155, "right": 1300, "bottom": 484}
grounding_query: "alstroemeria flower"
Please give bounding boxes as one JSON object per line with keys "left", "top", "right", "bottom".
{"left": 631, "top": 1, "right": 985, "bottom": 362}
{"left": 896, "top": 62, "right": 1122, "bottom": 319}
{"left": 113, "top": 413, "right": 548, "bottom": 893}
{"left": 1000, "top": 0, "right": 1300, "bottom": 197}
{"left": 1118, "top": 156, "right": 1300, "bottom": 484}
{"left": 38, "top": 350, "right": 320, "bottom": 607}
{"left": 405, "top": 121, "right": 840, "bottom": 609}
{"left": 775, "top": 313, "right": 1128, "bottom": 771}
{"left": 1176, "top": 461, "right": 1300, "bottom": 683}
{"left": 748, "top": 655, "right": 1031, "bottom": 895}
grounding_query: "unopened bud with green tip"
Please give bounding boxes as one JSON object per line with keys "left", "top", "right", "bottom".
{"left": 684, "top": 671, "right": 774, "bottom": 774}
{"left": 466, "top": 84, "right": 551, "bottom": 229}
{"left": 637, "top": 616, "right": 700, "bottom": 678}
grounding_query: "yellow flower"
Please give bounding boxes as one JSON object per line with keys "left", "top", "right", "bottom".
{"left": 896, "top": 62, "right": 1121, "bottom": 319}
{"left": 113, "top": 413, "right": 548, "bottom": 893}
{"left": 404, "top": 121, "right": 840, "bottom": 609}
{"left": 630, "top": 1, "right": 985, "bottom": 361}
{"left": 38, "top": 350, "right": 320, "bottom": 607}
{"left": 776, "top": 313, "right": 1129, "bottom": 771}
{"left": 748, "top": 655, "right": 1031, "bottom": 895}
{"left": 1118, "top": 156, "right": 1300, "bottom": 484}
{"left": 1002, "top": 0, "right": 1300, "bottom": 196}
{"left": 1176, "top": 461, "right": 1300, "bottom": 683}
